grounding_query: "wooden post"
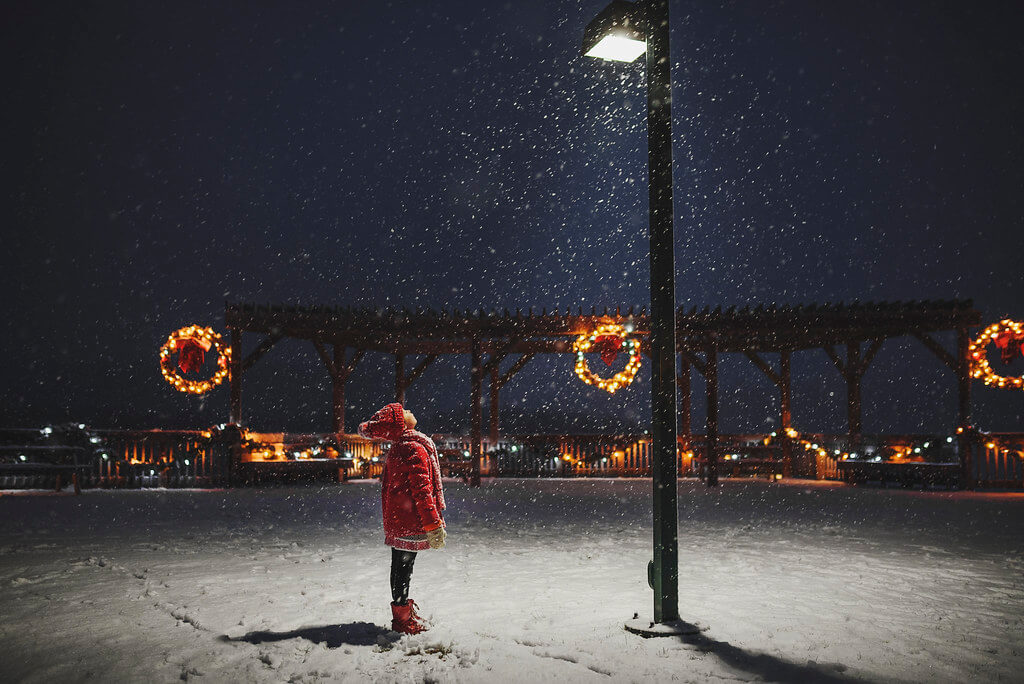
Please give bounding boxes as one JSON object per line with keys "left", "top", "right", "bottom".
{"left": 489, "top": 364, "right": 500, "bottom": 443}
{"left": 332, "top": 345, "right": 346, "bottom": 434}
{"left": 846, "top": 341, "right": 862, "bottom": 447}
{"left": 780, "top": 350, "right": 792, "bottom": 477}
{"left": 677, "top": 354, "right": 691, "bottom": 451}
{"left": 706, "top": 349, "right": 719, "bottom": 487}
{"left": 957, "top": 327, "right": 974, "bottom": 488}
{"left": 395, "top": 354, "right": 405, "bottom": 405}
{"left": 470, "top": 341, "right": 483, "bottom": 486}
{"left": 229, "top": 328, "right": 242, "bottom": 425}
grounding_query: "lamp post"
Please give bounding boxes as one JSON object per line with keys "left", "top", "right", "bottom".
{"left": 583, "top": 0, "right": 696, "bottom": 636}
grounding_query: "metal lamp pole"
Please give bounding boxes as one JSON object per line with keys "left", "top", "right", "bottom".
{"left": 642, "top": 0, "right": 680, "bottom": 629}
{"left": 582, "top": 0, "right": 691, "bottom": 634}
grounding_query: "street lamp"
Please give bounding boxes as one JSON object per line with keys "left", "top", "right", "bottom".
{"left": 582, "top": 0, "right": 696, "bottom": 637}
{"left": 581, "top": 1, "right": 646, "bottom": 62}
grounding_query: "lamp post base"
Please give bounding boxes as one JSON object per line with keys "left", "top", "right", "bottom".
{"left": 624, "top": 617, "right": 705, "bottom": 638}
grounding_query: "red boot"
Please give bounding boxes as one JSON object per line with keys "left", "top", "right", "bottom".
{"left": 391, "top": 599, "right": 429, "bottom": 634}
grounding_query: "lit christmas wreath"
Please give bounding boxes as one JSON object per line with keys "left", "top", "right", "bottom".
{"left": 573, "top": 323, "right": 642, "bottom": 393}
{"left": 969, "top": 319, "right": 1024, "bottom": 390}
{"left": 159, "top": 325, "right": 232, "bottom": 395}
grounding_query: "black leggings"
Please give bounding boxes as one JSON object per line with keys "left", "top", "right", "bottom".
{"left": 390, "top": 548, "right": 417, "bottom": 604}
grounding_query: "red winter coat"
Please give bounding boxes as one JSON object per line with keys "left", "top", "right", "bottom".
{"left": 359, "top": 404, "right": 446, "bottom": 551}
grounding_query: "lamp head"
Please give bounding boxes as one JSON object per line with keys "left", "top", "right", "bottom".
{"left": 581, "top": 0, "right": 646, "bottom": 62}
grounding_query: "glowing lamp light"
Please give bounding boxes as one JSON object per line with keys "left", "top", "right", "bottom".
{"left": 581, "top": 1, "right": 645, "bottom": 63}
{"left": 585, "top": 34, "right": 646, "bottom": 62}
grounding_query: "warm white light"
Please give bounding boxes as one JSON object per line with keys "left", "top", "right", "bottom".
{"left": 585, "top": 34, "right": 646, "bottom": 62}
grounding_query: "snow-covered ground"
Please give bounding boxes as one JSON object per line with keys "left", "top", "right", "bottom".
{"left": 1, "top": 479, "right": 1022, "bottom": 683}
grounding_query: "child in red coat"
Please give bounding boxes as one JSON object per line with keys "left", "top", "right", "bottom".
{"left": 359, "top": 403, "right": 446, "bottom": 634}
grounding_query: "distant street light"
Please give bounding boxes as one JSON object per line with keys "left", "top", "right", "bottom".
{"left": 582, "top": 0, "right": 695, "bottom": 636}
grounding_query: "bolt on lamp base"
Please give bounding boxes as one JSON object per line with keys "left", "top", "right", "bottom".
{"left": 624, "top": 616, "right": 705, "bottom": 638}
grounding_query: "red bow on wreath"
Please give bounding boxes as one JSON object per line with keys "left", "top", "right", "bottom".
{"left": 177, "top": 337, "right": 213, "bottom": 374}
{"left": 994, "top": 331, "right": 1024, "bottom": 366}
{"left": 594, "top": 335, "right": 623, "bottom": 367}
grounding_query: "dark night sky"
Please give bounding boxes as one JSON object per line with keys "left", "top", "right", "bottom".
{"left": 3, "top": 1, "right": 1023, "bottom": 435}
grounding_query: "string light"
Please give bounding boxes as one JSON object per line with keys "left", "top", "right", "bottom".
{"left": 764, "top": 427, "right": 833, "bottom": 461}
{"left": 968, "top": 319, "right": 1024, "bottom": 391}
{"left": 159, "top": 325, "right": 232, "bottom": 395}
{"left": 573, "top": 323, "right": 643, "bottom": 393}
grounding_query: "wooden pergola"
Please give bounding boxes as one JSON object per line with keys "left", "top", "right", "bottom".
{"left": 225, "top": 299, "right": 981, "bottom": 486}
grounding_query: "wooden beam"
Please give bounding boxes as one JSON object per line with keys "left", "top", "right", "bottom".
{"left": 823, "top": 345, "right": 845, "bottom": 375}
{"left": 497, "top": 353, "right": 535, "bottom": 389}
{"left": 677, "top": 354, "right": 691, "bottom": 447}
{"left": 705, "top": 349, "right": 719, "bottom": 487}
{"left": 847, "top": 342, "right": 862, "bottom": 442}
{"left": 482, "top": 338, "right": 520, "bottom": 373}
{"left": 680, "top": 349, "right": 707, "bottom": 377}
{"left": 860, "top": 338, "right": 884, "bottom": 374}
{"left": 241, "top": 334, "right": 282, "bottom": 372}
{"left": 395, "top": 354, "right": 405, "bottom": 405}
{"left": 229, "top": 328, "right": 242, "bottom": 425}
{"left": 482, "top": 353, "right": 507, "bottom": 375}
{"left": 912, "top": 332, "right": 958, "bottom": 372}
{"left": 404, "top": 354, "right": 438, "bottom": 389}
{"left": 957, "top": 326, "right": 974, "bottom": 489}
{"left": 470, "top": 341, "right": 483, "bottom": 487}
{"left": 225, "top": 299, "right": 982, "bottom": 356}
{"left": 489, "top": 364, "right": 500, "bottom": 442}
{"left": 779, "top": 351, "right": 793, "bottom": 428}
{"left": 332, "top": 346, "right": 345, "bottom": 434}
{"left": 394, "top": 339, "right": 574, "bottom": 356}
{"left": 312, "top": 339, "right": 338, "bottom": 379}
{"left": 780, "top": 350, "right": 792, "bottom": 477}
{"left": 743, "top": 350, "right": 781, "bottom": 387}
{"left": 344, "top": 349, "right": 366, "bottom": 377}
